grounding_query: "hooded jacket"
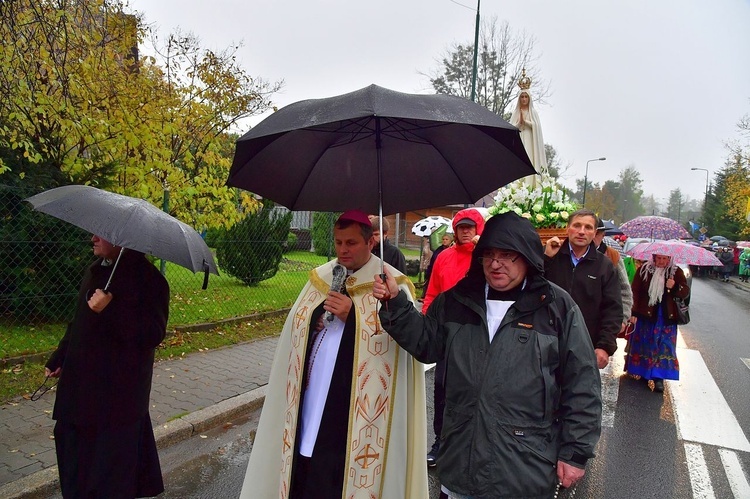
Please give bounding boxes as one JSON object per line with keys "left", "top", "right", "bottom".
{"left": 422, "top": 208, "right": 486, "bottom": 312}
{"left": 381, "top": 213, "right": 602, "bottom": 498}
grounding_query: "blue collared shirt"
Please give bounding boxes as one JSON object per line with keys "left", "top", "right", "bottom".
{"left": 569, "top": 242, "right": 590, "bottom": 267}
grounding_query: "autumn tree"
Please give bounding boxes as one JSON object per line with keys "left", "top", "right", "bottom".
{"left": 0, "top": 0, "right": 279, "bottom": 230}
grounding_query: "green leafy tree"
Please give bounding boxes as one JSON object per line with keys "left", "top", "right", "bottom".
{"left": 215, "top": 200, "right": 292, "bottom": 285}
{"left": 665, "top": 188, "right": 685, "bottom": 222}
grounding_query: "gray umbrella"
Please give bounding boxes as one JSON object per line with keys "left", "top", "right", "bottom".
{"left": 25, "top": 185, "right": 218, "bottom": 288}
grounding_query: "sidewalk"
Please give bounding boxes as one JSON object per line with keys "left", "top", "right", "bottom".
{"left": 0, "top": 336, "right": 279, "bottom": 499}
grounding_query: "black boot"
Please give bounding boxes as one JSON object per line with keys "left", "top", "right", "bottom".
{"left": 653, "top": 379, "right": 664, "bottom": 392}
{"left": 427, "top": 440, "right": 440, "bottom": 467}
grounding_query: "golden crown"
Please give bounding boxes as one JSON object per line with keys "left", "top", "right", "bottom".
{"left": 517, "top": 68, "right": 531, "bottom": 90}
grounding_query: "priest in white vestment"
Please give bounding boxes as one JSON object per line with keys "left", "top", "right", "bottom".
{"left": 240, "top": 209, "right": 428, "bottom": 499}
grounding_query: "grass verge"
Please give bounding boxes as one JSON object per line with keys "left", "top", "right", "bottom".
{"left": 0, "top": 313, "right": 286, "bottom": 404}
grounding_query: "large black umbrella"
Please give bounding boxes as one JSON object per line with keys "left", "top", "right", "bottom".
{"left": 25, "top": 185, "right": 218, "bottom": 289}
{"left": 227, "top": 84, "right": 535, "bottom": 216}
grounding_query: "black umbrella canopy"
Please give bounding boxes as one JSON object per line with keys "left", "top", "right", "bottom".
{"left": 228, "top": 84, "right": 535, "bottom": 215}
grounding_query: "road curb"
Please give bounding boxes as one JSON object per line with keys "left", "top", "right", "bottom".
{"left": 0, "top": 387, "right": 268, "bottom": 499}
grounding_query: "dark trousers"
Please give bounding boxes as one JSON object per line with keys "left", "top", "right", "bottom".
{"left": 432, "top": 359, "right": 446, "bottom": 444}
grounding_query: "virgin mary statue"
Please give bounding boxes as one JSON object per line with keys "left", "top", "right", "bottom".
{"left": 509, "top": 69, "right": 547, "bottom": 187}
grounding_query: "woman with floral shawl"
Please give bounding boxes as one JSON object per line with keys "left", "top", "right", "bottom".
{"left": 626, "top": 253, "right": 690, "bottom": 392}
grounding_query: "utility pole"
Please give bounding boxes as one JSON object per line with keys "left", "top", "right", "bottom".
{"left": 470, "top": 0, "right": 480, "bottom": 102}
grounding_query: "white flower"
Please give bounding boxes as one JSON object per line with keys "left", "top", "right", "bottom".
{"left": 521, "top": 212, "right": 532, "bottom": 219}
{"left": 535, "top": 213, "right": 546, "bottom": 222}
{"left": 560, "top": 211, "right": 569, "bottom": 220}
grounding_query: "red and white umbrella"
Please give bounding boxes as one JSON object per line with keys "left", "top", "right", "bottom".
{"left": 626, "top": 240, "right": 721, "bottom": 266}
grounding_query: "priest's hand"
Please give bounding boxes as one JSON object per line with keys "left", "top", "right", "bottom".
{"left": 373, "top": 270, "right": 399, "bottom": 301}
{"left": 324, "top": 290, "right": 352, "bottom": 323}
{"left": 87, "top": 289, "right": 112, "bottom": 313}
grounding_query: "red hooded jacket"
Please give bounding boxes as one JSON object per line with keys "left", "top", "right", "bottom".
{"left": 422, "top": 208, "right": 486, "bottom": 312}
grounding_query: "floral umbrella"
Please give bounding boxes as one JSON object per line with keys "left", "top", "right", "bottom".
{"left": 620, "top": 216, "right": 691, "bottom": 240}
{"left": 411, "top": 215, "right": 452, "bottom": 237}
{"left": 626, "top": 240, "right": 722, "bottom": 266}
{"left": 736, "top": 241, "right": 750, "bottom": 248}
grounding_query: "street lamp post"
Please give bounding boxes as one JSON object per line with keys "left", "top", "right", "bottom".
{"left": 582, "top": 157, "right": 606, "bottom": 207}
{"left": 691, "top": 167, "right": 709, "bottom": 214}
{"left": 470, "top": 0, "right": 480, "bottom": 102}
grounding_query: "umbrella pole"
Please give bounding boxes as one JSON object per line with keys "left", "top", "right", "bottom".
{"left": 376, "top": 118, "right": 385, "bottom": 279}
{"left": 104, "top": 247, "right": 126, "bottom": 292}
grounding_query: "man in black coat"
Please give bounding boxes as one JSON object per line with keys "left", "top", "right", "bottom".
{"left": 369, "top": 215, "right": 407, "bottom": 273}
{"left": 543, "top": 209, "right": 622, "bottom": 368}
{"left": 45, "top": 235, "right": 169, "bottom": 498}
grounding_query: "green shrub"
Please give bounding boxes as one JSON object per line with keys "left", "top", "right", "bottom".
{"left": 214, "top": 200, "right": 293, "bottom": 285}
{"left": 311, "top": 212, "right": 339, "bottom": 257}
{"left": 284, "top": 232, "right": 298, "bottom": 253}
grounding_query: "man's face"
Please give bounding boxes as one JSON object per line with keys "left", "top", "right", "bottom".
{"left": 454, "top": 223, "right": 477, "bottom": 245}
{"left": 91, "top": 235, "right": 120, "bottom": 260}
{"left": 481, "top": 248, "right": 528, "bottom": 291}
{"left": 567, "top": 215, "right": 597, "bottom": 251}
{"left": 335, "top": 224, "right": 374, "bottom": 271}
{"left": 372, "top": 230, "right": 382, "bottom": 244}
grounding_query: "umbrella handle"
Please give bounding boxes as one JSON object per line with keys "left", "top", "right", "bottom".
{"left": 202, "top": 260, "right": 210, "bottom": 290}
{"left": 104, "top": 247, "right": 126, "bottom": 292}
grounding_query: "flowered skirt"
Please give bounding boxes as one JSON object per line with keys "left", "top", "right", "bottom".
{"left": 625, "top": 306, "right": 679, "bottom": 381}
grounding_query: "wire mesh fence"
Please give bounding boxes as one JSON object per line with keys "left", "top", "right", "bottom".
{"left": 1, "top": 184, "right": 441, "bottom": 360}
{"left": 0, "top": 185, "right": 327, "bottom": 351}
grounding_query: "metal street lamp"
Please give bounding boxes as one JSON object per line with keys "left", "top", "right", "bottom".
{"left": 582, "top": 157, "right": 606, "bottom": 207}
{"left": 691, "top": 167, "right": 709, "bottom": 213}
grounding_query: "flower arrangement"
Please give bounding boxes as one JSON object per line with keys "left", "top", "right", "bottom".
{"left": 488, "top": 171, "right": 578, "bottom": 229}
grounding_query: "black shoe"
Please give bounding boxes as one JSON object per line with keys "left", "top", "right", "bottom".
{"left": 653, "top": 379, "right": 664, "bottom": 392}
{"left": 427, "top": 441, "right": 440, "bottom": 467}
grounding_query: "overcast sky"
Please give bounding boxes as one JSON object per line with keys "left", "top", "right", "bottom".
{"left": 130, "top": 0, "right": 750, "bottom": 207}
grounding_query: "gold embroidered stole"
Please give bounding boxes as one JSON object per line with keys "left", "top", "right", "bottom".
{"left": 278, "top": 259, "right": 413, "bottom": 498}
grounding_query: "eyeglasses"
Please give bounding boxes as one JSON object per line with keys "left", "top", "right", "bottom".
{"left": 478, "top": 252, "right": 520, "bottom": 265}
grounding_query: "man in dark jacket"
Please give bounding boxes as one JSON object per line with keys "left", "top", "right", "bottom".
{"left": 544, "top": 209, "right": 622, "bottom": 368}
{"left": 374, "top": 212, "right": 602, "bottom": 498}
{"left": 369, "top": 215, "right": 407, "bottom": 273}
{"left": 45, "top": 235, "right": 169, "bottom": 498}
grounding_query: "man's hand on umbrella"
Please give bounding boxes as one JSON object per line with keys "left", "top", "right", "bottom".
{"left": 373, "top": 270, "right": 399, "bottom": 301}
{"left": 87, "top": 289, "right": 112, "bottom": 313}
{"left": 323, "top": 291, "right": 352, "bottom": 323}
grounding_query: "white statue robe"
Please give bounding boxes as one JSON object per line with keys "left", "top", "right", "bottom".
{"left": 239, "top": 256, "right": 428, "bottom": 499}
{"left": 510, "top": 95, "right": 547, "bottom": 188}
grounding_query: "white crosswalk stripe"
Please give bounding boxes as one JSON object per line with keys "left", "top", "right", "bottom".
{"left": 685, "top": 442, "right": 716, "bottom": 499}
{"left": 718, "top": 449, "right": 750, "bottom": 498}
